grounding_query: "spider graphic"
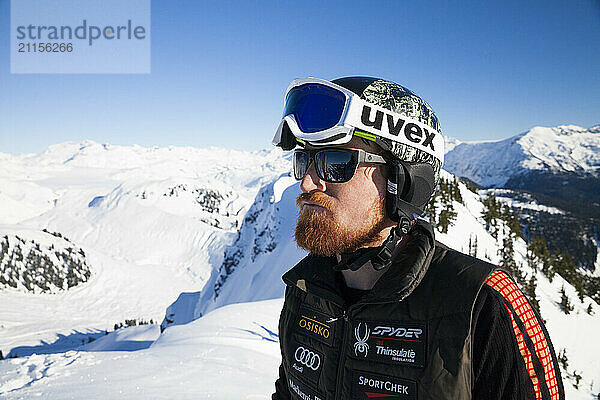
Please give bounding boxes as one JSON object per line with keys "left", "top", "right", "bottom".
{"left": 354, "top": 323, "right": 370, "bottom": 357}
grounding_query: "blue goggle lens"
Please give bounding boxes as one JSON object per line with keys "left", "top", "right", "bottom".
{"left": 284, "top": 84, "right": 346, "bottom": 133}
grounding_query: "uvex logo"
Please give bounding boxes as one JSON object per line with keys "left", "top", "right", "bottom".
{"left": 361, "top": 105, "right": 436, "bottom": 151}
{"left": 372, "top": 326, "right": 423, "bottom": 339}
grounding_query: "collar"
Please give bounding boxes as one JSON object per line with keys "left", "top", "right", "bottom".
{"left": 282, "top": 219, "right": 436, "bottom": 306}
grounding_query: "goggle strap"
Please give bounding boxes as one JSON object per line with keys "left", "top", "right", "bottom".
{"left": 309, "top": 132, "right": 349, "bottom": 144}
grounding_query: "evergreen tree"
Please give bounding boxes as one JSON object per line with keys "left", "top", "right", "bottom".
{"left": 462, "top": 178, "right": 479, "bottom": 193}
{"left": 559, "top": 285, "right": 574, "bottom": 314}
{"left": 1, "top": 236, "right": 8, "bottom": 258}
{"left": 572, "top": 371, "right": 582, "bottom": 389}
{"left": 525, "top": 242, "right": 537, "bottom": 274}
{"left": 529, "top": 236, "right": 554, "bottom": 281}
{"left": 425, "top": 191, "right": 438, "bottom": 226}
{"left": 452, "top": 177, "right": 463, "bottom": 204}
{"left": 558, "top": 348, "right": 568, "bottom": 370}
{"left": 498, "top": 234, "right": 520, "bottom": 280}
{"left": 482, "top": 194, "right": 500, "bottom": 238}
{"left": 468, "top": 235, "right": 474, "bottom": 257}
{"left": 14, "top": 244, "right": 23, "bottom": 262}
{"left": 502, "top": 204, "right": 523, "bottom": 238}
{"left": 554, "top": 252, "right": 585, "bottom": 301}
{"left": 523, "top": 274, "right": 540, "bottom": 314}
{"left": 438, "top": 207, "right": 457, "bottom": 234}
{"left": 583, "top": 275, "right": 600, "bottom": 304}
{"left": 498, "top": 232, "right": 541, "bottom": 312}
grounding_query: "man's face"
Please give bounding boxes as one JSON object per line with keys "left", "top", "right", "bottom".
{"left": 294, "top": 138, "right": 390, "bottom": 256}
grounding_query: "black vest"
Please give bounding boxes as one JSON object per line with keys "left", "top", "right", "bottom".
{"left": 278, "top": 220, "right": 497, "bottom": 400}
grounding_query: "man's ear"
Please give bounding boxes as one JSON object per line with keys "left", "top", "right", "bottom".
{"left": 361, "top": 163, "right": 386, "bottom": 184}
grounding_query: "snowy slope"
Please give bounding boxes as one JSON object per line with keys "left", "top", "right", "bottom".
{"left": 162, "top": 174, "right": 307, "bottom": 327}
{"left": 0, "top": 141, "right": 290, "bottom": 357}
{"left": 444, "top": 124, "right": 600, "bottom": 187}
{"left": 1, "top": 141, "right": 599, "bottom": 399}
{"left": 0, "top": 299, "right": 282, "bottom": 399}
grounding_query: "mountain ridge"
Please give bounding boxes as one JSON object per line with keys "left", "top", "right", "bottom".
{"left": 445, "top": 124, "right": 600, "bottom": 187}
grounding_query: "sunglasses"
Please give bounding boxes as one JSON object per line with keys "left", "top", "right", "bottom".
{"left": 293, "top": 148, "right": 387, "bottom": 183}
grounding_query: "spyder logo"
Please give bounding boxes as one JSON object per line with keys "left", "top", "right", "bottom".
{"left": 354, "top": 323, "right": 370, "bottom": 357}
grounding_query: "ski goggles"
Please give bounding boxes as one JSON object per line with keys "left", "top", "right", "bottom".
{"left": 293, "top": 148, "right": 386, "bottom": 183}
{"left": 273, "top": 77, "right": 444, "bottom": 163}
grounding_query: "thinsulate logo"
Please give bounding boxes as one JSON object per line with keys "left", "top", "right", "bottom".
{"left": 298, "top": 315, "right": 330, "bottom": 339}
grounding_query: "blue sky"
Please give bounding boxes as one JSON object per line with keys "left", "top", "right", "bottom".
{"left": 1, "top": 0, "right": 599, "bottom": 155}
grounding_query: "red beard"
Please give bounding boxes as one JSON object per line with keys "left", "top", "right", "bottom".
{"left": 294, "top": 191, "right": 386, "bottom": 256}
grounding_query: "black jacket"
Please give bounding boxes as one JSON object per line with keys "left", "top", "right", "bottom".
{"left": 272, "top": 220, "right": 564, "bottom": 400}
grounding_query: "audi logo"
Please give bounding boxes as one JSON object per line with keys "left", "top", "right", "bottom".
{"left": 294, "top": 346, "right": 321, "bottom": 370}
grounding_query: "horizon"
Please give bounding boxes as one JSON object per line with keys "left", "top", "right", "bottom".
{"left": 2, "top": 122, "right": 598, "bottom": 157}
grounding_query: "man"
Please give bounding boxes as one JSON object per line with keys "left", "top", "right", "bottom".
{"left": 271, "top": 76, "right": 564, "bottom": 400}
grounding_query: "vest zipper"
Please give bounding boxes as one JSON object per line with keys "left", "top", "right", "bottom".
{"left": 334, "top": 310, "right": 349, "bottom": 400}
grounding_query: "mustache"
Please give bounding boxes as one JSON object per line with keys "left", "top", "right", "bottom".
{"left": 296, "top": 192, "right": 335, "bottom": 213}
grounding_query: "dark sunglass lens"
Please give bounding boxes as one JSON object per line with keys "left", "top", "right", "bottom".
{"left": 293, "top": 151, "right": 310, "bottom": 180}
{"left": 316, "top": 150, "right": 357, "bottom": 183}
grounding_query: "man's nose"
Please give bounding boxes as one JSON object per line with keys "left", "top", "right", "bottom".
{"left": 299, "top": 162, "right": 327, "bottom": 193}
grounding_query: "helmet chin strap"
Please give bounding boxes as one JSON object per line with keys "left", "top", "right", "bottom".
{"left": 333, "top": 216, "right": 412, "bottom": 272}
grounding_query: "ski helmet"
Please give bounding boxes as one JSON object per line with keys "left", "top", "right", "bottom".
{"left": 274, "top": 76, "right": 444, "bottom": 223}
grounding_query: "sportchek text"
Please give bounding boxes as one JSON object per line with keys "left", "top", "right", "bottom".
{"left": 358, "top": 375, "right": 411, "bottom": 395}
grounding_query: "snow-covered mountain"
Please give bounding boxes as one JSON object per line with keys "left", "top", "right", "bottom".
{"left": 0, "top": 229, "right": 90, "bottom": 293}
{"left": 0, "top": 141, "right": 290, "bottom": 356}
{"left": 445, "top": 124, "right": 600, "bottom": 187}
{"left": 444, "top": 124, "right": 600, "bottom": 273}
{"left": 1, "top": 141, "right": 599, "bottom": 399}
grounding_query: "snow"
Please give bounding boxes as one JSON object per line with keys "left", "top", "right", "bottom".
{"left": 0, "top": 141, "right": 290, "bottom": 356}
{"left": 0, "top": 245, "right": 193, "bottom": 358}
{"left": 188, "top": 174, "right": 306, "bottom": 319}
{"left": 537, "top": 273, "right": 600, "bottom": 392}
{"left": 0, "top": 299, "right": 282, "bottom": 399}
{"left": 480, "top": 188, "right": 565, "bottom": 215}
{"left": 79, "top": 324, "right": 160, "bottom": 352}
{"left": 0, "top": 140, "right": 598, "bottom": 399}
{"left": 443, "top": 136, "right": 462, "bottom": 154}
{"left": 444, "top": 124, "right": 600, "bottom": 187}
{"left": 519, "top": 125, "right": 600, "bottom": 173}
